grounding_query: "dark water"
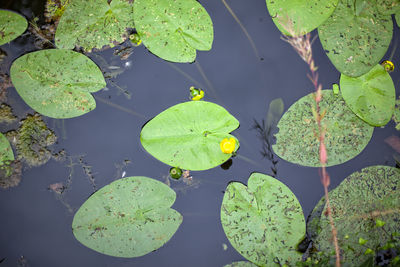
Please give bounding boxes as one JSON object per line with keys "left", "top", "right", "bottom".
{"left": 1, "top": 1, "right": 399, "bottom": 266}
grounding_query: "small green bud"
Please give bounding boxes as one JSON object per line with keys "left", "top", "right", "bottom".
{"left": 169, "top": 167, "right": 182, "bottom": 179}
{"left": 375, "top": 219, "right": 386, "bottom": 227}
{"left": 332, "top": 83, "right": 339, "bottom": 95}
{"left": 359, "top": 237, "right": 368, "bottom": 245}
{"left": 364, "top": 248, "right": 374, "bottom": 255}
{"left": 344, "top": 234, "right": 349, "bottom": 239}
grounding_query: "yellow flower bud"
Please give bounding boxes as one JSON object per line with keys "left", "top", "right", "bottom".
{"left": 220, "top": 138, "right": 236, "bottom": 154}
{"left": 381, "top": 60, "right": 394, "bottom": 72}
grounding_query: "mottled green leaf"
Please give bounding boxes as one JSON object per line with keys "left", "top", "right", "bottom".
{"left": 221, "top": 173, "right": 305, "bottom": 266}
{"left": 318, "top": 0, "right": 393, "bottom": 77}
{"left": 376, "top": 0, "right": 400, "bottom": 15}
{"left": 140, "top": 101, "right": 239, "bottom": 171}
{"left": 396, "top": 12, "right": 400, "bottom": 27}
{"left": 0, "top": 132, "right": 14, "bottom": 165}
{"left": 72, "top": 176, "right": 182, "bottom": 257}
{"left": 340, "top": 64, "right": 396, "bottom": 126}
{"left": 273, "top": 90, "right": 374, "bottom": 167}
{"left": 133, "top": 0, "right": 213, "bottom": 62}
{"left": 224, "top": 261, "right": 259, "bottom": 267}
{"left": 55, "top": 0, "right": 134, "bottom": 52}
{"left": 312, "top": 166, "right": 400, "bottom": 265}
{"left": 266, "top": 0, "right": 338, "bottom": 36}
{"left": 10, "top": 49, "right": 106, "bottom": 118}
{"left": 0, "top": 10, "right": 27, "bottom": 45}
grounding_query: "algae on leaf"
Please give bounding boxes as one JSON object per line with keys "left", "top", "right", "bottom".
{"left": 393, "top": 97, "right": 400, "bottom": 130}
{"left": 340, "top": 64, "right": 396, "bottom": 126}
{"left": 318, "top": 0, "right": 392, "bottom": 77}
{"left": 140, "top": 101, "right": 239, "bottom": 171}
{"left": 134, "top": 0, "right": 213, "bottom": 62}
{"left": 224, "top": 262, "right": 259, "bottom": 267}
{"left": 273, "top": 90, "right": 374, "bottom": 167}
{"left": 55, "top": 0, "right": 134, "bottom": 52}
{"left": 266, "top": 0, "right": 338, "bottom": 36}
{"left": 221, "top": 173, "right": 305, "bottom": 266}
{"left": 72, "top": 176, "right": 182, "bottom": 257}
{"left": 10, "top": 49, "right": 106, "bottom": 118}
{"left": 312, "top": 166, "right": 400, "bottom": 265}
{"left": 0, "top": 10, "right": 28, "bottom": 45}
{"left": 376, "top": 0, "right": 400, "bottom": 15}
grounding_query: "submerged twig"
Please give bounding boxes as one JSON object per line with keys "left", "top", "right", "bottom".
{"left": 280, "top": 18, "right": 341, "bottom": 266}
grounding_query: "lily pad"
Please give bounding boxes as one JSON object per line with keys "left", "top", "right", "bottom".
{"left": 0, "top": 132, "right": 14, "bottom": 165}
{"left": 396, "top": 12, "right": 400, "bottom": 27}
{"left": 340, "top": 64, "right": 396, "bottom": 126}
{"left": 273, "top": 90, "right": 374, "bottom": 167}
{"left": 72, "top": 176, "right": 182, "bottom": 257}
{"left": 133, "top": 0, "right": 213, "bottom": 63}
{"left": 318, "top": 0, "right": 393, "bottom": 77}
{"left": 10, "top": 49, "right": 106, "bottom": 118}
{"left": 266, "top": 0, "right": 338, "bottom": 36}
{"left": 312, "top": 166, "right": 400, "bottom": 265}
{"left": 140, "top": 101, "right": 239, "bottom": 171}
{"left": 55, "top": 0, "right": 134, "bottom": 52}
{"left": 0, "top": 10, "right": 27, "bottom": 45}
{"left": 221, "top": 173, "right": 305, "bottom": 266}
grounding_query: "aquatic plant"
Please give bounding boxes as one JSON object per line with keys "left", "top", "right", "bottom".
{"left": 6, "top": 114, "right": 57, "bottom": 167}
{"left": 72, "top": 176, "right": 182, "bottom": 257}
{"left": 0, "top": 160, "right": 22, "bottom": 189}
{"left": 140, "top": 101, "right": 239, "bottom": 170}
{"left": 0, "top": 103, "right": 16, "bottom": 124}
{"left": 221, "top": 173, "right": 306, "bottom": 266}
{"left": 0, "top": 10, "right": 27, "bottom": 45}
{"left": 10, "top": 49, "right": 106, "bottom": 118}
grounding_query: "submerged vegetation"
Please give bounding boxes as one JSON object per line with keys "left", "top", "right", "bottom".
{"left": 0, "top": 0, "right": 399, "bottom": 266}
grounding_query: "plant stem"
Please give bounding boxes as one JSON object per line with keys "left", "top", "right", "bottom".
{"left": 279, "top": 19, "right": 341, "bottom": 267}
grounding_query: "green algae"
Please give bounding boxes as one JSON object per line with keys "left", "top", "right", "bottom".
{"left": 0, "top": 104, "right": 17, "bottom": 124}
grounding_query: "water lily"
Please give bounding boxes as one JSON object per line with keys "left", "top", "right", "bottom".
{"left": 220, "top": 138, "right": 236, "bottom": 154}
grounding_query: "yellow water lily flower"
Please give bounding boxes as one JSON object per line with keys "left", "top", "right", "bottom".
{"left": 381, "top": 60, "right": 394, "bottom": 72}
{"left": 220, "top": 138, "right": 236, "bottom": 154}
{"left": 190, "top": 86, "right": 204, "bottom": 101}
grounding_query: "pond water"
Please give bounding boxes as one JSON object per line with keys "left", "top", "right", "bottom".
{"left": 1, "top": 0, "right": 399, "bottom": 266}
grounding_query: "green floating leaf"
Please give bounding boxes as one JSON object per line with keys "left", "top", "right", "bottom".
{"left": 318, "top": 0, "right": 393, "bottom": 77}
{"left": 0, "top": 132, "right": 14, "bottom": 166}
{"left": 376, "top": 0, "right": 400, "bottom": 15}
{"left": 55, "top": 0, "right": 134, "bottom": 52}
{"left": 140, "top": 101, "right": 239, "bottom": 171}
{"left": 273, "top": 90, "right": 374, "bottom": 167}
{"left": 72, "top": 176, "right": 182, "bottom": 258}
{"left": 340, "top": 64, "right": 396, "bottom": 126}
{"left": 134, "top": 0, "right": 213, "bottom": 63}
{"left": 396, "top": 12, "right": 400, "bottom": 27}
{"left": 221, "top": 173, "right": 305, "bottom": 266}
{"left": 0, "top": 10, "right": 27, "bottom": 45}
{"left": 266, "top": 0, "right": 338, "bottom": 36}
{"left": 311, "top": 166, "right": 400, "bottom": 265}
{"left": 224, "top": 261, "right": 259, "bottom": 267}
{"left": 10, "top": 49, "right": 106, "bottom": 118}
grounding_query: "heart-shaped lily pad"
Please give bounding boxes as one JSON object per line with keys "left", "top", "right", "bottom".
{"left": 133, "top": 0, "right": 213, "bottom": 63}
{"left": 72, "top": 176, "right": 182, "bottom": 257}
{"left": 10, "top": 49, "right": 106, "bottom": 118}
{"left": 266, "top": 0, "right": 338, "bottom": 36}
{"left": 311, "top": 166, "right": 400, "bottom": 265}
{"left": 318, "top": 0, "right": 393, "bottom": 77}
{"left": 0, "top": 10, "right": 27, "bottom": 45}
{"left": 140, "top": 101, "right": 239, "bottom": 171}
{"left": 221, "top": 173, "right": 305, "bottom": 266}
{"left": 340, "top": 64, "right": 396, "bottom": 126}
{"left": 0, "top": 132, "right": 14, "bottom": 166}
{"left": 55, "top": 0, "right": 134, "bottom": 52}
{"left": 273, "top": 90, "right": 374, "bottom": 167}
